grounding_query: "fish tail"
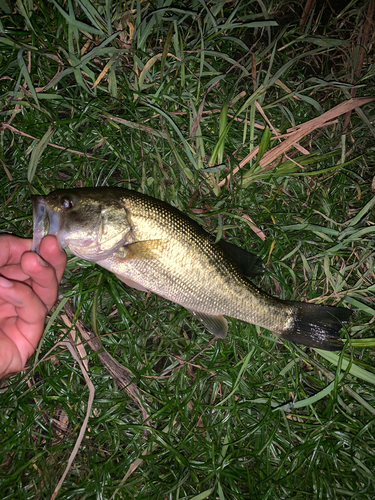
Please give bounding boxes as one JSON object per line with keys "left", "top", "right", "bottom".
{"left": 279, "top": 301, "right": 351, "bottom": 351}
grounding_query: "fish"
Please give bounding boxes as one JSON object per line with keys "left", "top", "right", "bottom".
{"left": 31, "top": 187, "right": 351, "bottom": 351}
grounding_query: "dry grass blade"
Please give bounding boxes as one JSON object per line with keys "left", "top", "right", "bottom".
{"left": 0, "top": 157, "right": 13, "bottom": 181}
{"left": 63, "top": 302, "right": 150, "bottom": 424}
{"left": 100, "top": 113, "right": 168, "bottom": 138}
{"left": 0, "top": 123, "right": 101, "bottom": 158}
{"left": 259, "top": 97, "right": 374, "bottom": 168}
{"left": 50, "top": 341, "right": 95, "bottom": 500}
{"left": 343, "top": 1, "right": 375, "bottom": 128}
{"left": 60, "top": 311, "right": 89, "bottom": 370}
{"left": 241, "top": 213, "right": 267, "bottom": 240}
{"left": 221, "top": 97, "right": 375, "bottom": 185}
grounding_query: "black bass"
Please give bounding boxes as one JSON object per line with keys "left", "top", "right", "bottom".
{"left": 31, "top": 188, "right": 351, "bottom": 350}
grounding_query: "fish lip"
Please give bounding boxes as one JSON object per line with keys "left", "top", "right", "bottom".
{"left": 31, "top": 196, "right": 49, "bottom": 254}
{"left": 31, "top": 195, "right": 62, "bottom": 254}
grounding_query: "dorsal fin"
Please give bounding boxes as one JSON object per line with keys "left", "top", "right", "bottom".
{"left": 217, "top": 240, "right": 264, "bottom": 277}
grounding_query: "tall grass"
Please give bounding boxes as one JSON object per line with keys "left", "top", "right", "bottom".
{"left": 1, "top": 1, "right": 375, "bottom": 498}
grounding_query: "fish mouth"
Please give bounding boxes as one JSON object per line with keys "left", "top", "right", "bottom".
{"left": 31, "top": 196, "right": 60, "bottom": 254}
{"left": 31, "top": 191, "right": 127, "bottom": 260}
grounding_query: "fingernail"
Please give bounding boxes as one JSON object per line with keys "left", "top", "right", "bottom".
{"left": 37, "top": 254, "right": 49, "bottom": 267}
{"left": 0, "top": 276, "right": 13, "bottom": 288}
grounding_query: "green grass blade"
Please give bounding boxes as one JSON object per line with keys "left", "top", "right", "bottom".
{"left": 316, "top": 350, "right": 375, "bottom": 385}
{"left": 27, "top": 126, "right": 54, "bottom": 183}
{"left": 17, "top": 49, "right": 39, "bottom": 108}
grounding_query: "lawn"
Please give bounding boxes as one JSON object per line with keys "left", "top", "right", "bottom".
{"left": 1, "top": 0, "right": 375, "bottom": 499}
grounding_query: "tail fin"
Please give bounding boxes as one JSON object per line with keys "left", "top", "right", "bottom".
{"left": 280, "top": 301, "right": 351, "bottom": 351}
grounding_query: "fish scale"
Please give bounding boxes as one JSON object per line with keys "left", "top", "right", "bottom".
{"left": 32, "top": 187, "right": 351, "bottom": 350}
{"left": 120, "top": 193, "right": 290, "bottom": 326}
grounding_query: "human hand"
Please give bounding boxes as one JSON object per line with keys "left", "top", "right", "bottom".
{"left": 0, "top": 235, "right": 67, "bottom": 379}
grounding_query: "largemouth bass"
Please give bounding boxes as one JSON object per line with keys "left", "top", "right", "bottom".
{"left": 31, "top": 188, "right": 351, "bottom": 350}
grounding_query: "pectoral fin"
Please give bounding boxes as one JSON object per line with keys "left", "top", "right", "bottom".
{"left": 115, "top": 240, "right": 168, "bottom": 261}
{"left": 189, "top": 310, "right": 228, "bottom": 338}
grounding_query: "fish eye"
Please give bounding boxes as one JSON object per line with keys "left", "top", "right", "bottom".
{"left": 61, "top": 197, "right": 74, "bottom": 209}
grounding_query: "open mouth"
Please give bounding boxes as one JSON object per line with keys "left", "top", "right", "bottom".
{"left": 31, "top": 196, "right": 60, "bottom": 253}
{"left": 31, "top": 196, "right": 49, "bottom": 253}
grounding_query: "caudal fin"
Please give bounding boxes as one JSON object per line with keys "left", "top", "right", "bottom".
{"left": 280, "top": 301, "right": 351, "bottom": 351}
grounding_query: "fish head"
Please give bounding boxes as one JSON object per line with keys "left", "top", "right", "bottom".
{"left": 32, "top": 188, "right": 132, "bottom": 261}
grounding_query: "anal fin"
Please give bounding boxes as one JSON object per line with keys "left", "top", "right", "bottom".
{"left": 189, "top": 310, "right": 228, "bottom": 338}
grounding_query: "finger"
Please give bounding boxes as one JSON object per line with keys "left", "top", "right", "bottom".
{"left": 39, "top": 235, "right": 67, "bottom": 283}
{"left": 21, "top": 235, "right": 67, "bottom": 311}
{"left": 0, "top": 277, "right": 46, "bottom": 359}
{"left": 0, "top": 336, "right": 23, "bottom": 379}
{"left": 0, "top": 263, "right": 31, "bottom": 283}
{"left": 0, "top": 235, "right": 32, "bottom": 267}
{"left": 20, "top": 252, "right": 60, "bottom": 311}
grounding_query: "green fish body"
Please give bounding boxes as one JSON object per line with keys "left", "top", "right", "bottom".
{"left": 32, "top": 188, "right": 351, "bottom": 350}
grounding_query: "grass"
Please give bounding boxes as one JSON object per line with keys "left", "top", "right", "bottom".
{"left": 1, "top": 0, "right": 375, "bottom": 498}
